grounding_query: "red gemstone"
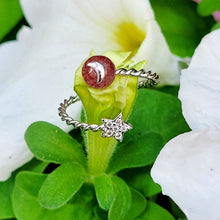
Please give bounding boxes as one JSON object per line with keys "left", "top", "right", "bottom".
{"left": 82, "top": 55, "right": 116, "bottom": 89}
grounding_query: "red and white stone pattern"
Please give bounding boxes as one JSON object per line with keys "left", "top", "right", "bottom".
{"left": 82, "top": 55, "right": 116, "bottom": 89}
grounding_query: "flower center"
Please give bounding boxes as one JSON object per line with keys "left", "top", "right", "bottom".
{"left": 115, "top": 22, "right": 145, "bottom": 57}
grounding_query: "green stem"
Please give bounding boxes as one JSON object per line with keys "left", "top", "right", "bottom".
{"left": 87, "top": 130, "right": 117, "bottom": 175}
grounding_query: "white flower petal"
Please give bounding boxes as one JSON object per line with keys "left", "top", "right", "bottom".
{"left": 0, "top": 25, "right": 84, "bottom": 181}
{"left": 20, "top": 0, "right": 52, "bottom": 27}
{"left": 151, "top": 129, "right": 220, "bottom": 220}
{"left": 21, "top": 0, "right": 179, "bottom": 86}
{"left": 134, "top": 20, "right": 180, "bottom": 85}
{"left": 179, "top": 29, "right": 220, "bottom": 130}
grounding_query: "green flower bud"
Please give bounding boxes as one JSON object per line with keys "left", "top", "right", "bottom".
{"left": 74, "top": 50, "right": 147, "bottom": 176}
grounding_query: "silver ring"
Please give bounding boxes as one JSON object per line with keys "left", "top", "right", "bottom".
{"left": 59, "top": 68, "right": 159, "bottom": 142}
{"left": 58, "top": 96, "right": 132, "bottom": 142}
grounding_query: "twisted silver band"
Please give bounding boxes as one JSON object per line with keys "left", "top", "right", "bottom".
{"left": 58, "top": 96, "right": 132, "bottom": 142}
{"left": 59, "top": 96, "right": 103, "bottom": 132}
{"left": 116, "top": 68, "right": 159, "bottom": 88}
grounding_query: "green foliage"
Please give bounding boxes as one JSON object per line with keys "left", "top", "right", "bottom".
{"left": 119, "top": 167, "right": 161, "bottom": 198}
{"left": 169, "top": 198, "right": 186, "bottom": 219}
{"left": 0, "top": 159, "right": 48, "bottom": 219}
{"left": 25, "top": 121, "right": 86, "bottom": 165}
{"left": 130, "top": 89, "right": 190, "bottom": 142}
{"left": 157, "top": 85, "right": 179, "bottom": 96}
{"left": 211, "top": 22, "right": 220, "bottom": 31}
{"left": 0, "top": 0, "right": 23, "bottom": 41}
{"left": 197, "top": 0, "right": 220, "bottom": 16}
{"left": 0, "top": 177, "right": 14, "bottom": 219}
{"left": 94, "top": 174, "right": 114, "bottom": 211}
{"left": 107, "top": 132, "right": 163, "bottom": 173}
{"left": 122, "top": 188, "right": 147, "bottom": 220}
{"left": 108, "top": 176, "right": 131, "bottom": 220}
{"left": 13, "top": 172, "right": 84, "bottom": 220}
{"left": 39, "top": 162, "right": 88, "bottom": 209}
{"left": 107, "top": 89, "right": 190, "bottom": 173}
{"left": 137, "top": 201, "right": 175, "bottom": 220}
{"left": 150, "top": 0, "right": 214, "bottom": 57}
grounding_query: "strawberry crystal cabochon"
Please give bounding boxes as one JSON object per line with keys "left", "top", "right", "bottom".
{"left": 82, "top": 55, "right": 116, "bottom": 89}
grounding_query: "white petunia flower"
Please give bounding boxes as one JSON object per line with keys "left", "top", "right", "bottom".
{"left": 0, "top": 0, "right": 179, "bottom": 181}
{"left": 151, "top": 29, "right": 220, "bottom": 220}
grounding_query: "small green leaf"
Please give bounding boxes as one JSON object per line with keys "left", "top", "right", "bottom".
{"left": 25, "top": 121, "right": 86, "bottom": 165}
{"left": 108, "top": 176, "right": 131, "bottom": 220}
{"left": 94, "top": 174, "right": 114, "bottom": 211}
{"left": 119, "top": 167, "right": 161, "bottom": 198}
{"left": 150, "top": 0, "right": 214, "bottom": 57}
{"left": 0, "top": 159, "right": 48, "bottom": 219}
{"left": 122, "top": 188, "right": 147, "bottom": 220}
{"left": 197, "top": 0, "right": 220, "bottom": 16}
{"left": 107, "top": 132, "right": 163, "bottom": 173}
{"left": 39, "top": 162, "right": 88, "bottom": 209}
{"left": 13, "top": 171, "right": 91, "bottom": 220}
{"left": 0, "top": 0, "right": 23, "bottom": 41}
{"left": 0, "top": 177, "right": 15, "bottom": 219}
{"left": 138, "top": 201, "right": 175, "bottom": 220}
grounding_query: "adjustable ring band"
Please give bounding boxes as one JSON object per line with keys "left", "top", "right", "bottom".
{"left": 59, "top": 61, "right": 159, "bottom": 142}
{"left": 115, "top": 68, "right": 159, "bottom": 88}
{"left": 58, "top": 96, "right": 132, "bottom": 142}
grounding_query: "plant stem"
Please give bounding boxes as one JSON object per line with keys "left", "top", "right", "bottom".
{"left": 87, "top": 130, "right": 117, "bottom": 175}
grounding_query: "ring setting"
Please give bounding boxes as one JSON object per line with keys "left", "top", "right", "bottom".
{"left": 59, "top": 55, "right": 160, "bottom": 142}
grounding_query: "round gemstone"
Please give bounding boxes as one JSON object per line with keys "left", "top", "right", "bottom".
{"left": 82, "top": 55, "right": 116, "bottom": 89}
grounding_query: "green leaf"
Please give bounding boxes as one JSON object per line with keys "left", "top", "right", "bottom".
{"left": 20, "top": 158, "right": 49, "bottom": 173}
{"left": 0, "top": 159, "right": 48, "bottom": 219}
{"left": 197, "top": 0, "right": 220, "bottom": 16}
{"left": 39, "top": 162, "right": 88, "bottom": 209}
{"left": 211, "top": 22, "right": 220, "bottom": 31}
{"left": 130, "top": 89, "right": 190, "bottom": 142}
{"left": 68, "top": 183, "right": 102, "bottom": 220}
{"left": 108, "top": 89, "right": 190, "bottom": 173}
{"left": 157, "top": 85, "right": 179, "bottom": 96}
{"left": 169, "top": 198, "right": 186, "bottom": 219}
{"left": 119, "top": 167, "right": 161, "bottom": 198}
{"left": 94, "top": 174, "right": 114, "bottom": 211}
{"left": 150, "top": 0, "right": 214, "bottom": 57}
{"left": 13, "top": 171, "right": 93, "bottom": 220}
{"left": 0, "top": 0, "right": 23, "bottom": 41}
{"left": 0, "top": 177, "right": 15, "bottom": 219}
{"left": 94, "top": 206, "right": 108, "bottom": 220}
{"left": 122, "top": 188, "right": 147, "bottom": 220}
{"left": 107, "top": 132, "right": 163, "bottom": 173}
{"left": 25, "top": 121, "right": 86, "bottom": 165}
{"left": 138, "top": 201, "right": 175, "bottom": 220}
{"left": 108, "top": 176, "right": 131, "bottom": 220}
